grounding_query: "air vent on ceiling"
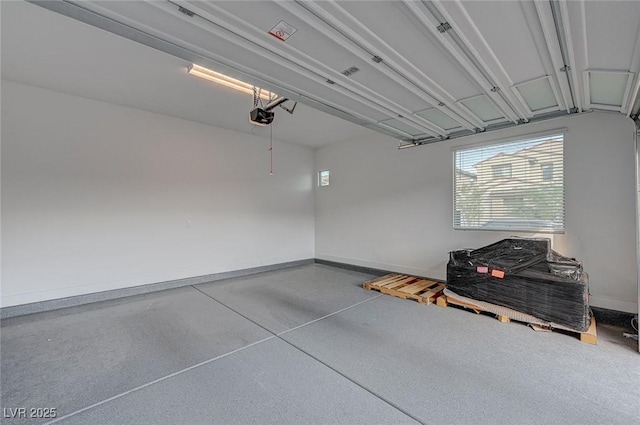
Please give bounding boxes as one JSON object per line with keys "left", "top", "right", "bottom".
{"left": 178, "top": 6, "right": 194, "bottom": 17}
{"left": 341, "top": 66, "right": 360, "bottom": 77}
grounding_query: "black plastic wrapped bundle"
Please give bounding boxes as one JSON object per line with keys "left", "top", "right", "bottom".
{"left": 468, "top": 238, "right": 550, "bottom": 273}
{"left": 447, "top": 238, "right": 590, "bottom": 332}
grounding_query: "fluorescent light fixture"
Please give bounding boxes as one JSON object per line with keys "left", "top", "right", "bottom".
{"left": 187, "top": 64, "right": 273, "bottom": 100}
{"left": 397, "top": 142, "right": 418, "bottom": 150}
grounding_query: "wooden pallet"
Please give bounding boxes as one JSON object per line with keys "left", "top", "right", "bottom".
{"left": 437, "top": 293, "right": 597, "bottom": 345}
{"left": 363, "top": 274, "right": 445, "bottom": 304}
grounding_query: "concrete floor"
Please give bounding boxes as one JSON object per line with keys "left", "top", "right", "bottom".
{"left": 1, "top": 264, "right": 638, "bottom": 425}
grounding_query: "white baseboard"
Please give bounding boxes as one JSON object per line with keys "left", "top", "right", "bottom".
{"left": 315, "top": 254, "right": 445, "bottom": 280}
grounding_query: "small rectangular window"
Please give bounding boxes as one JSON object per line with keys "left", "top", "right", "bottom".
{"left": 453, "top": 133, "right": 564, "bottom": 233}
{"left": 319, "top": 170, "right": 330, "bottom": 187}
{"left": 492, "top": 163, "right": 512, "bottom": 179}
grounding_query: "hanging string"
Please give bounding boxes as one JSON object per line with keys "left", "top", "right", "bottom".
{"left": 269, "top": 123, "right": 274, "bottom": 175}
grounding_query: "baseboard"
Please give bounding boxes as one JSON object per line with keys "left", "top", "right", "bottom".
{"left": 591, "top": 306, "right": 637, "bottom": 328}
{"left": 313, "top": 258, "right": 446, "bottom": 283}
{"left": 313, "top": 259, "right": 391, "bottom": 277}
{"left": 0, "top": 259, "right": 314, "bottom": 319}
{"left": 315, "top": 254, "right": 439, "bottom": 278}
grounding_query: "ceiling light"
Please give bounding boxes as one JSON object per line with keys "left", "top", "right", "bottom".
{"left": 187, "top": 64, "right": 273, "bottom": 100}
{"left": 398, "top": 142, "right": 418, "bottom": 150}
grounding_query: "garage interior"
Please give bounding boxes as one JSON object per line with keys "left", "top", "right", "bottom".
{"left": 1, "top": 1, "right": 639, "bottom": 424}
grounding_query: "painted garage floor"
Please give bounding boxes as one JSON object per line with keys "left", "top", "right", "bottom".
{"left": 1, "top": 264, "right": 638, "bottom": 425}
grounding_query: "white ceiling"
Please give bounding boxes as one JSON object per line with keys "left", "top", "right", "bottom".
{"left": 0, "top": 1, "right": 378, "bottom": 148}
{"left": 3, "top": 1, "right": 640, "bottom": 148}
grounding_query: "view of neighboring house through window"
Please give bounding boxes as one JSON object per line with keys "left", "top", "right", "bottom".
{"left": 319, "top": 170, "right": 330, "bottom": 187}
{"left": 453, "top": 133, "right": 565, "bottom": 232}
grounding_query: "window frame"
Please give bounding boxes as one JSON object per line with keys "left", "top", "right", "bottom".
{"left": 492, "top": 163, "right": 512, "bottom": 179}
{"left": 452, "top": 129, "right": 566, "bottom": 234}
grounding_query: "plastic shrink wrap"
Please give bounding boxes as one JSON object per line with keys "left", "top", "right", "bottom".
{"left": 447, "top": 238, "right": 590, "bottom": 332}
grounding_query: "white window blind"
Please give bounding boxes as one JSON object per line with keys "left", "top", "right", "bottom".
{"left": 453, "top": 133, "right": 565, "bottom": 233}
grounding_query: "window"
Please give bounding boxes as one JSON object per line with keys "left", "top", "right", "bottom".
{"left": 318, "top": 170, "right": 330, "bottom": 187}
{"left": 541, "top": 163, "right": 554, "bottom": 181}
{"left": 492, "top": 163, "right": 512, "bottom": 179}
{"left": 453, "top": 133, "right": 564, "bottom": 232}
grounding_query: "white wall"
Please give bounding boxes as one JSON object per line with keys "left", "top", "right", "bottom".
{"left": 1, "top": 81, "right": 315, "bottom": 308}
{"left": 315, "top": 112, "right": 638, "bottom": 313}
{"left": 3, "top": 80, "right": 637, "bottom": 314}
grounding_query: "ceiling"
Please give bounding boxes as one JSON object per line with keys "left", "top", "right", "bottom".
{"left": 0, "top": 1, "right": 377, "bottom": 148}
{"left": 3, "top": 1, "right": 640, "bottom": 148}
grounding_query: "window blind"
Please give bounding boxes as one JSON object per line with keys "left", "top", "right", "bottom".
{"left": 453, "top": 133, "right": 564, "bottom": 233}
